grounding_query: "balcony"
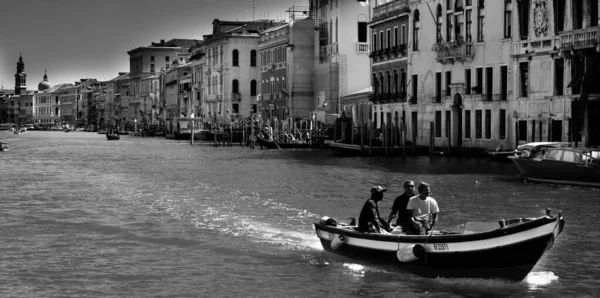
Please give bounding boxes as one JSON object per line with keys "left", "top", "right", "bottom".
{"left": 356, "top": 42, "right": 370, "bottom": 54}
{"left": 433, "top": 41, "right": 475, "bottom": 64}
{"left": 231, "top": 93, "right": 241, "bottom": 102}
{"left": 372, "top": 0, "right": 409, "bottom": 23}
{"left": 559, "top": 27, "right": 600, "bottom": 51}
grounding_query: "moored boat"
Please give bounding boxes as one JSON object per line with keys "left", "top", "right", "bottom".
{"left": 256, "top": 135, "right": 311, "bottom": 149}
{"left": 314, "top": 210, "right": 564, "bottom": 281}
{"left": 106, "top": 133, "right": 120, "bottom": 140}
{"left": 508, "top": 143, "right": 600, "bottom": 187}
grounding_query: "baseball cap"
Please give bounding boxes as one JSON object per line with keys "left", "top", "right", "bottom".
{"left": 371, "top": 186, "right": 387, "bottom": 193}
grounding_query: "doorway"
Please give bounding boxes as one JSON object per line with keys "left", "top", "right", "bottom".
{"left": 452, "top": 93, "right": 463, "bottom": 147}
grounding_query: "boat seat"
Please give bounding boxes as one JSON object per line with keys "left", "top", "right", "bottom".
{"left": 463, "top": 221, "right": 502, "bottom": 234}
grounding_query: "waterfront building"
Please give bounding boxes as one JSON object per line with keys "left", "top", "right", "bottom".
{"left": 512, "top": 0, "right": 600, "bottom": 148}
{"left": 362, "top": 0, "right": 411, "bottom": 130}
{"left": 198, "top": 19, "right": 283, "bottom": 121}
{"left": 140, "top": 74, "right": 161, "bottom": 126}
{"left": 258, "top": 14, "right": 315, "bottom": 121}
{"left": 105, "top": 72, "right": 129, "bottom": 128}
{"left": 163, "top": 61, "right": 192, "bottom": 119}
{"left": 57, "top": 85, "right": 78, "bottom": 126}
{"left": 127, "top": 39, "right": 198, "bottom": 126}
{"left": 189, "top": 42, "right": 205, "bottom": 118}
{"left": 310, "top": 0, "right": 372, "bottom": 123}
{"left": 18, "top": 92, "right": 34, "bottom": 124}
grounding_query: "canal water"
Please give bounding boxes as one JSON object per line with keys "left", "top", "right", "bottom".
{"left": 0, "top": 131, "right": 598, "bottom": 298}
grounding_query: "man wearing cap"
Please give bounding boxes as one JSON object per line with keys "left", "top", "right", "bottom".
{"left": 358, "top": 186, "right": 391, "bottom": 233}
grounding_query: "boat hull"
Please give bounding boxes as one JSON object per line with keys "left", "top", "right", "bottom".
{"left": 314, "top": 215, "right": 564, "bottom": 281}
{"left": 509, "top": 157, "right": 600, "bottom": 187}
{"left": 106, "top": 134, "right": 120, "bottom": 141}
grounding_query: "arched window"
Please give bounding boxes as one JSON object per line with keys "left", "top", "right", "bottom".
{"left": 232, "top": 79, "right": 239, "bottom": 94}
{"left": 379, "top": 73, "right": 385, "bottom": 95}
{"left": 413, "top": 10, "right": 420, "bottom": 51}
{"left": 394, "top": 70, "right": 399, "bottom": 95}
{"left": 232, "top": 49, "right": 239, "bottom": 67}
{"left": 386, "top": 71, "right": 392, "bottom": 95}
{"left": 372, "top": 73, "right": 379, "bottom": 95}
{"left": 251, "top": 80, "right": 257, "bottom": 96}
{"left": 250, "top": 50, "right": 257, "bottom": 67}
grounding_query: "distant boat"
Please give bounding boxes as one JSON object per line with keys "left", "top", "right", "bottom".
{"left": 0, "top": 142, "right": 8, "bottom": 151}
{"left": 509, "top": 143, "right": 600, "bottom": 187}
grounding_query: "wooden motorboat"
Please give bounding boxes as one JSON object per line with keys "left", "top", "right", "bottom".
{"left": 508, "top": 144, "right": 600, "bottom": 187}
{"left": 314, "top": 210, "right": 564, "bottom": 281}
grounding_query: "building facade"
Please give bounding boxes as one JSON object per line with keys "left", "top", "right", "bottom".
{"left": 310, "top": 0, "right": 372, "bottom": 123}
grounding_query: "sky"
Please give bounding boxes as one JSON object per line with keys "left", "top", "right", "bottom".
{"left": 0, "top": 0, "right": 307, "bottom": 90}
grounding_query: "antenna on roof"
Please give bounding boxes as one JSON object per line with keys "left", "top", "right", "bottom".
{"left": 253, "top": 0, "right": 255, "bottom": 22}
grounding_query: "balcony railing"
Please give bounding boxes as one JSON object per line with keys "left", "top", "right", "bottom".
{"left": 433, "top": 41, "right": 475, "bottom": 64}
{"left": 356, "top": 42, "right": 370, "bottom": 54}
{"left": 372, "top": 0, "right": 409, "bottom": 22}
{"left": 559, "top": 27, "right": 600, "bottom": 51}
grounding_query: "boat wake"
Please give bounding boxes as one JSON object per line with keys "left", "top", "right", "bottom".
{"left": 524, "top": 271, "right": 559, "bottom": 290}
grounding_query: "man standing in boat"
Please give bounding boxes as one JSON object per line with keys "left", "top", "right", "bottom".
{"left": 387, "top": 180, "right": 416, "bottom": 232}
{"left": 406, "top": 182, "right": 439, "bottom": 235}
{"left": 358, "top": 186, "right": 391, "bottom": 233}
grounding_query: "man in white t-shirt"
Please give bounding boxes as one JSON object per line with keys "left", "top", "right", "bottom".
{"left": 406, "top": 182, "right": 439, "bottom": 235}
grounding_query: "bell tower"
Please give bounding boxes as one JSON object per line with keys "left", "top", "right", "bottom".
{"left": 14, "top": 53, "right": 27, "bottom": 95}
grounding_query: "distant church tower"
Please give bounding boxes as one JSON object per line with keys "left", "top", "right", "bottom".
{"left": 14, "top": 53, "right": 27, "bottom": 95}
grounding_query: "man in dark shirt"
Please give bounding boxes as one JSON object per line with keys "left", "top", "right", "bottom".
{"left": 388, "top": 180, "right": 416, "bottom": 232}
{"left": 358, "top": 186, "right": 390, "bottom": 233}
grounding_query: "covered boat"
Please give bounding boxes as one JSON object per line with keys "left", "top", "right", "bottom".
{"left": 509, "top": 144, "right": 600, "bottom": 187}
{"left": 314, "top": 210, "right": 564, "bottom": 281}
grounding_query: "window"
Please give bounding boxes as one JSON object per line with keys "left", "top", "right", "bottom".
{"left": 532, "top": 120, "right": 537, "bottom": 142}
{"left": 475, "top": 110, "right": 482, "bottom": 139}
{"left": 386, "top": 29, "right": 391, "bottom": 49}
{"left": 555, "top": 58, "right": 564, "bottom": 95}
{"left": 251, "top": 80, "right": 257, "bottom": 96}
{"left": 498, "top": 109, "right": 506, "bottom": 140}
{"left": 250, "top": 50, "right": 257, "bottom": 67}
{"left": 500, "top": 65, "right": 508, "bottom": 100}
{"left": 485, "top": 109, "right": 491, "bottom": 139}
{"left": 372, "top": 74, "right": 379, "bottom": 94}
{"left": 436, "top": 111, "right": 442, "bottom": 137}
{"left": 519, "top": 62, "right": 529, "bottom": 97}
{"left": 475, "top": 67, "right": 483, "bottom": 94}
{"left": 358, "top": 22, "right": 368, "bottom": 42}
{"left": 411, "top": 74, "right": 418, "bottom": 103}
{"left": 504, "top": 1, "right": 512, "bottom": 38}
{"left": 519, "top": 0, "right": 529, "bottom": 39}
{"left": 166, "top": 56, "right": 170, "bottom": 62}
{"left": 151, "top": 56, "right": 155, "bottom": 62}
{"left": 386, "top": 72, "right": 392, "bottom": 94}
{"left": 435, "top": 72, "right": 442, "bottom": 102}
{"left": 466, "top": 9, "right": 472, "bottom": 41}
{"left": 401, "top": 25, "right": 407, "bottom": 45}
{"left": 518, "top": 120, "right": 527, "bottom": 141}
{"left": 400, "top": 69, "right": 407, "bottom": 95}
{"left": 446, "top": 13, "right": 453, "bottom": 42}
{"left": 150, "top": 64, "right": 155, "bottom": 72}
{"left": 554, "top": 0, "right": 565, "bottom": 32}
{"left": 393, "top": 71, "right": 399, "bottom": 94}
{"left": 413, "top": 10, "right": 420, "bottom": 51}
{"left": 446, "top": 110, "right": 451, "bottom": 138}
{"left": 485, "top": 67, "right": 493, "bottom": 101}
{"left": 465, "top": 69, "right": 472, "bottom": 95}
{"left": 394, "top": 27, "right": 398, "bottom": 47}
{"left": 380, "top": 31, "right": 384, "bottom": 50}
{"left": 372, "top": 33, "right": 377, "bottom": 51}
{"left": 465, "top": 110, "right": 471, "bottom": 138}
{"left": 232, "top": 50, "right": 239, "bottom": 67}
{"left": 445, "top": 71, "right": 452, "bottom": 96}
{"left": 436, "top": 5, "right": 443, "bottom": 43}
{"left": 477, "top": 2, "right": 484, "bottom": 42}
{"left": 232, "top": 103, "right": 239, "bottom": 114}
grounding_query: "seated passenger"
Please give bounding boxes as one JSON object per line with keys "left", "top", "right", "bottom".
{"left": 358, "top": 186, "right": 391, "bottom": 233}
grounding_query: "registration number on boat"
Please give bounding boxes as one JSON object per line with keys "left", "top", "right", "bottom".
{"left": 433, "top": 243, "right": 449, "bottom": 251}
